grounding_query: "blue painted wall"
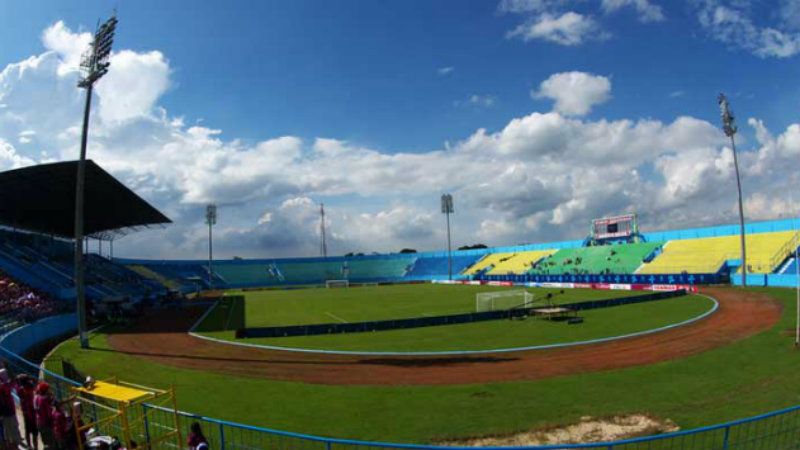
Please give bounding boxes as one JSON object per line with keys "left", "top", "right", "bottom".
{"left": 0, "top": 314, "right": 76, "bottom": 356}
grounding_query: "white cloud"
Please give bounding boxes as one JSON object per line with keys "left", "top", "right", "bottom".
{"left": 602, "top": 0, "right": 665, "bottom": 22}
{"left": 507, "top": 12, "right": 604, "bottom": 46}
{"left": 437, "top": 66, "right": 454, "bottom": 76}
{"left": 534, "top": 71, "right": 612, "bottom": 116}
{"left": 40, "top": 21, "right": 92, "bottom": 76}
{"left": 455, "top": 94, "right": 497, "bottom": 108}
{"left": 96, "top": 50, "right": 170, "bottom": 123}
{"left": 694, "top": 0, "right": 800, "bottom": 58}
{"left": 498, "top": 0, "right": 567, "bottom": 13}
{"left": 3, "top": 20, "right": 800, "bottom": 259}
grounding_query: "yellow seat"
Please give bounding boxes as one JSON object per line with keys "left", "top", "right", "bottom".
{"left": 638, "top": 231, "right": 798, "bottom": 274}
{"left": 463, "top": 253, "right": 509, "bottom": 275}
{"left": 484, "top": 250, "right": 556, "bottom": 275}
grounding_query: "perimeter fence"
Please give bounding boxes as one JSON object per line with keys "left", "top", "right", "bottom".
{"left": 1, "top": 322, "right": 799, "bottom": 449}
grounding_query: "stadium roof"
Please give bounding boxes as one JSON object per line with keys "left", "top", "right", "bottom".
{"left": 0, "top": 160, "right": 171, "bottom": 239}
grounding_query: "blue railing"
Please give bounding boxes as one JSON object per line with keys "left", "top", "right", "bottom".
{"left": 2, "top": 320, "right": 800, "bottom": 449}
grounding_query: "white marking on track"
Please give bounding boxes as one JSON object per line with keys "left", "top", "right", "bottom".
{"left": 324, "top": 312, "right": 348, "bottom": 323}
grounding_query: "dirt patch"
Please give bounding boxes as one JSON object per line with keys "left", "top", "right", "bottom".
{"left": 104, "top": 287, "right": 782, "bottom": 385}
{"left": 440, "top": 415, "right": 679, "bottom": 446}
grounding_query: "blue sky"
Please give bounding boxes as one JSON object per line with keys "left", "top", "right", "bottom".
{"left": 1, "top": 0, "right": 800, "bottom": 258}
{"left": 4, "top": 0, "right": 798, "bottom": 150}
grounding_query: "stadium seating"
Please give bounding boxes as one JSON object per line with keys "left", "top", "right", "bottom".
{"left": 529, "top": 242, "right": 661, "bottom": 275}
{"left": 0, "top": 270, "right": 62, "bottom": 327}
{"left": 638, "top": 231, "right": 798, "bottom": 274}
{"left": 405, "top": 254, "right": 480, "bottom": 278}
{"left": 477, "top": 250, "right": 557, "bottom": 275}
{"left": 463, "top": 253, "right": 506, "bottom": 275}
{"left": 346, "top": 258, "right": 415, "bottom": 279}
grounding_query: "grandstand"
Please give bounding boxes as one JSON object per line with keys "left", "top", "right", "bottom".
{"left": 116, "top": 218, "right": 800, "bottom": 290}
{"left": 481, "top": 250, "right": 556, "bottom": 275}
{"left": 530, "top": 242, "right": 662, "bottom": 275}
{"left": 638, "top": 231, "right": 798, "bottom": 275}
{"left": 406, "top": 254, "right": 480, "bottom": 278}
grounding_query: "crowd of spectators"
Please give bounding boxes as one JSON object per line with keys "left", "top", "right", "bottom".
{"left": 0, "top": 272, "right": 60, "bottom": 324}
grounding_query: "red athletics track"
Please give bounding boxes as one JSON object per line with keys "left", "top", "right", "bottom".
{"left": 105, "top": 287, "right": 781, "bottom": 386}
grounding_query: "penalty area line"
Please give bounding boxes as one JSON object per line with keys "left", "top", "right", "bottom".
{"left": 324, "top": 312, "right": 348, "bottom": 323}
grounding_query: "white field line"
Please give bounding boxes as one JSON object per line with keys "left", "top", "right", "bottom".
{"left": 324, "top": 312, "right": 348, "bottom": 323}
{"left": 223, "top": 300, "right": 237, "bottom": 331}
{"left": 186, "top": 295, "right": 720, "bottom": 357}
{"left": 189, "top": 301, "right": 220, "bottom": 333}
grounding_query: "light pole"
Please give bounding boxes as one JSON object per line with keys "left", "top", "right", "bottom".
{"left": 718, "top": 93, "right": 747, "bottom": 287}
{"left": 75, "top": 14, "right": 118, "bottom": 349}
{"left": 441, "top": 194, "right": 454, "bottom": 281}
{"left": 206, "top": 204, "right": 217, "bottom": 290}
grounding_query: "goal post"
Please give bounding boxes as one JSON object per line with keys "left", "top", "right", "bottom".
{"left": 326, "top": 279, "right": 349, "bottom": 289}
{"left": 476, "top": 290, "right": 534, "bottom": 312}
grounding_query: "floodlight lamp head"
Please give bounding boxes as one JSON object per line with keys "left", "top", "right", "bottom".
{"left": 441, "top": 193, "right": 454, "bottom": 214}
{"left": 206, "top": 204, "right": 217, "bottom": 225}
{"left": 718, "top": 93, "right": 737, "bottom": 137}
{"left": 77, "top": 14, "right": 117, "bottom": 89}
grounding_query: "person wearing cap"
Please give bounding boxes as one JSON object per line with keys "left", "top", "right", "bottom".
{"left": 35, "top": 381, "right": 55, "bottom": 449}
{"left": 0, "top": 369, "right": 20, "bottom": 449}
{"left": 16, "top": 374, "right": 38, "bottom": 450}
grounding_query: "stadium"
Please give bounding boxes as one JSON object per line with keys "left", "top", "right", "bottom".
{"left": 3, "top": 2, "right": 800, "bottom": 450}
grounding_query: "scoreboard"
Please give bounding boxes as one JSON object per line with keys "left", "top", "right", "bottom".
{"left": 592, "top": 214, "right": 637, "bottom": 240}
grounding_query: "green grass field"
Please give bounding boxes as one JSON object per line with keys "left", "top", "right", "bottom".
{"left": 44, "top": 287, "right": 800, "bottom": 443}
{"left": 195, "top": 285, "right": 714, "bottom": 352}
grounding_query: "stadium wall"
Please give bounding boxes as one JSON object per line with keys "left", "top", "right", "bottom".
{"left": 118, "top": 217, "right": 800, "bottom": 268}
{"left": 731, "top": 273, "right": 800, "bottom": 288}
{"left": 0, "top": 313, "right": 76, "bottom": 356}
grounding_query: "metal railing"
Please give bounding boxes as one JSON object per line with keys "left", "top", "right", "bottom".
{"left": 769, "top": 231, "right": 800, "bottom": 273}
{"left": 1, "top": 339, "right": 800, "bottom": 449}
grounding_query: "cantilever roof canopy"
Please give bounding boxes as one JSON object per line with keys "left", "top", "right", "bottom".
{"left": 0, "top": 160, "right": 171, "bottom": 240}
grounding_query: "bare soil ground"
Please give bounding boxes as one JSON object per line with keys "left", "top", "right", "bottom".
{"left": 439, "top": 414, "right": 680, "bottom": 446}
{"left": 106, "top": 287, "right": 781, "bottom": 385}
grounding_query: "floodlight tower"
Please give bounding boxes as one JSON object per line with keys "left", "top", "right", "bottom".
{"left": 320, "top": 204, "right": 328, "bottom": 258}
{"left": 718, "top": 93, "right": 747, "bottom": 287}
{"left": 441, "top": 194, "right": 454, "bottom": 281}
{"left": 206, "top": 204, "right": 217, "bottom": 289}
{"left": 75, "top": 13, "right": 118, "bottom": 349}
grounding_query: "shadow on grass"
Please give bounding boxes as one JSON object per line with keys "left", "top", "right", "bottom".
{"left": 88, "top": 346, "right": 519, "bottom": 367}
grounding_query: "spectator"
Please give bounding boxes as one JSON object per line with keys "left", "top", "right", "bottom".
{"left": 35, "top": 381, "right": 55, "bottom": 449}
{"left": 17, "top": 374, "right": 38, "bottom": 450}
{"left": 187, "top": 422, "right": 208, "bottom": 450}
{"left": 0, "top": 369, "right": 20, "bottom": 450}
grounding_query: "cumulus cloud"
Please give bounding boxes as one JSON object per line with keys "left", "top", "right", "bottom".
{"left": 693, "top": 0, "right": 800, "bottom": 58}
{"left": 507, "top": 12, "right": 604, "bottom": 46}
{"left": 1, "top": 20, "right": 800, "bottom": 259}
{"left": 534, "top": 71, "right": 611, "bottom": 116}
{"left": 601, "top": 0, "right": 665, "bottom": 22}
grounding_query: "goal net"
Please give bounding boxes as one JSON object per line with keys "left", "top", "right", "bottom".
{"left": 326, "top": 279, "right": 349, "bottom": 289}
{"left": 476, "top": 290, "right": 534, "bottom": 312}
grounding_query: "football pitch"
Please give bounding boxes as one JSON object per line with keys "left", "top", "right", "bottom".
{"left": 44, "top": 287, "right": 797, "bottom": 443}
{"left": 194, "top": 284, "right": 715, "bottom": 352}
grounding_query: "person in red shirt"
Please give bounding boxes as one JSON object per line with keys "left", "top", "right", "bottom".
{"left": 16, "top": 374, "right": 38, "bottom": 450}
{"left": 0, "top": 369, "right": 20, "bottom": 449}
{"left": 52, "top": 402, "right": 69, "bottom": 450}
{"left": 34, "top": 381, "right": 55, "bottom": 449}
